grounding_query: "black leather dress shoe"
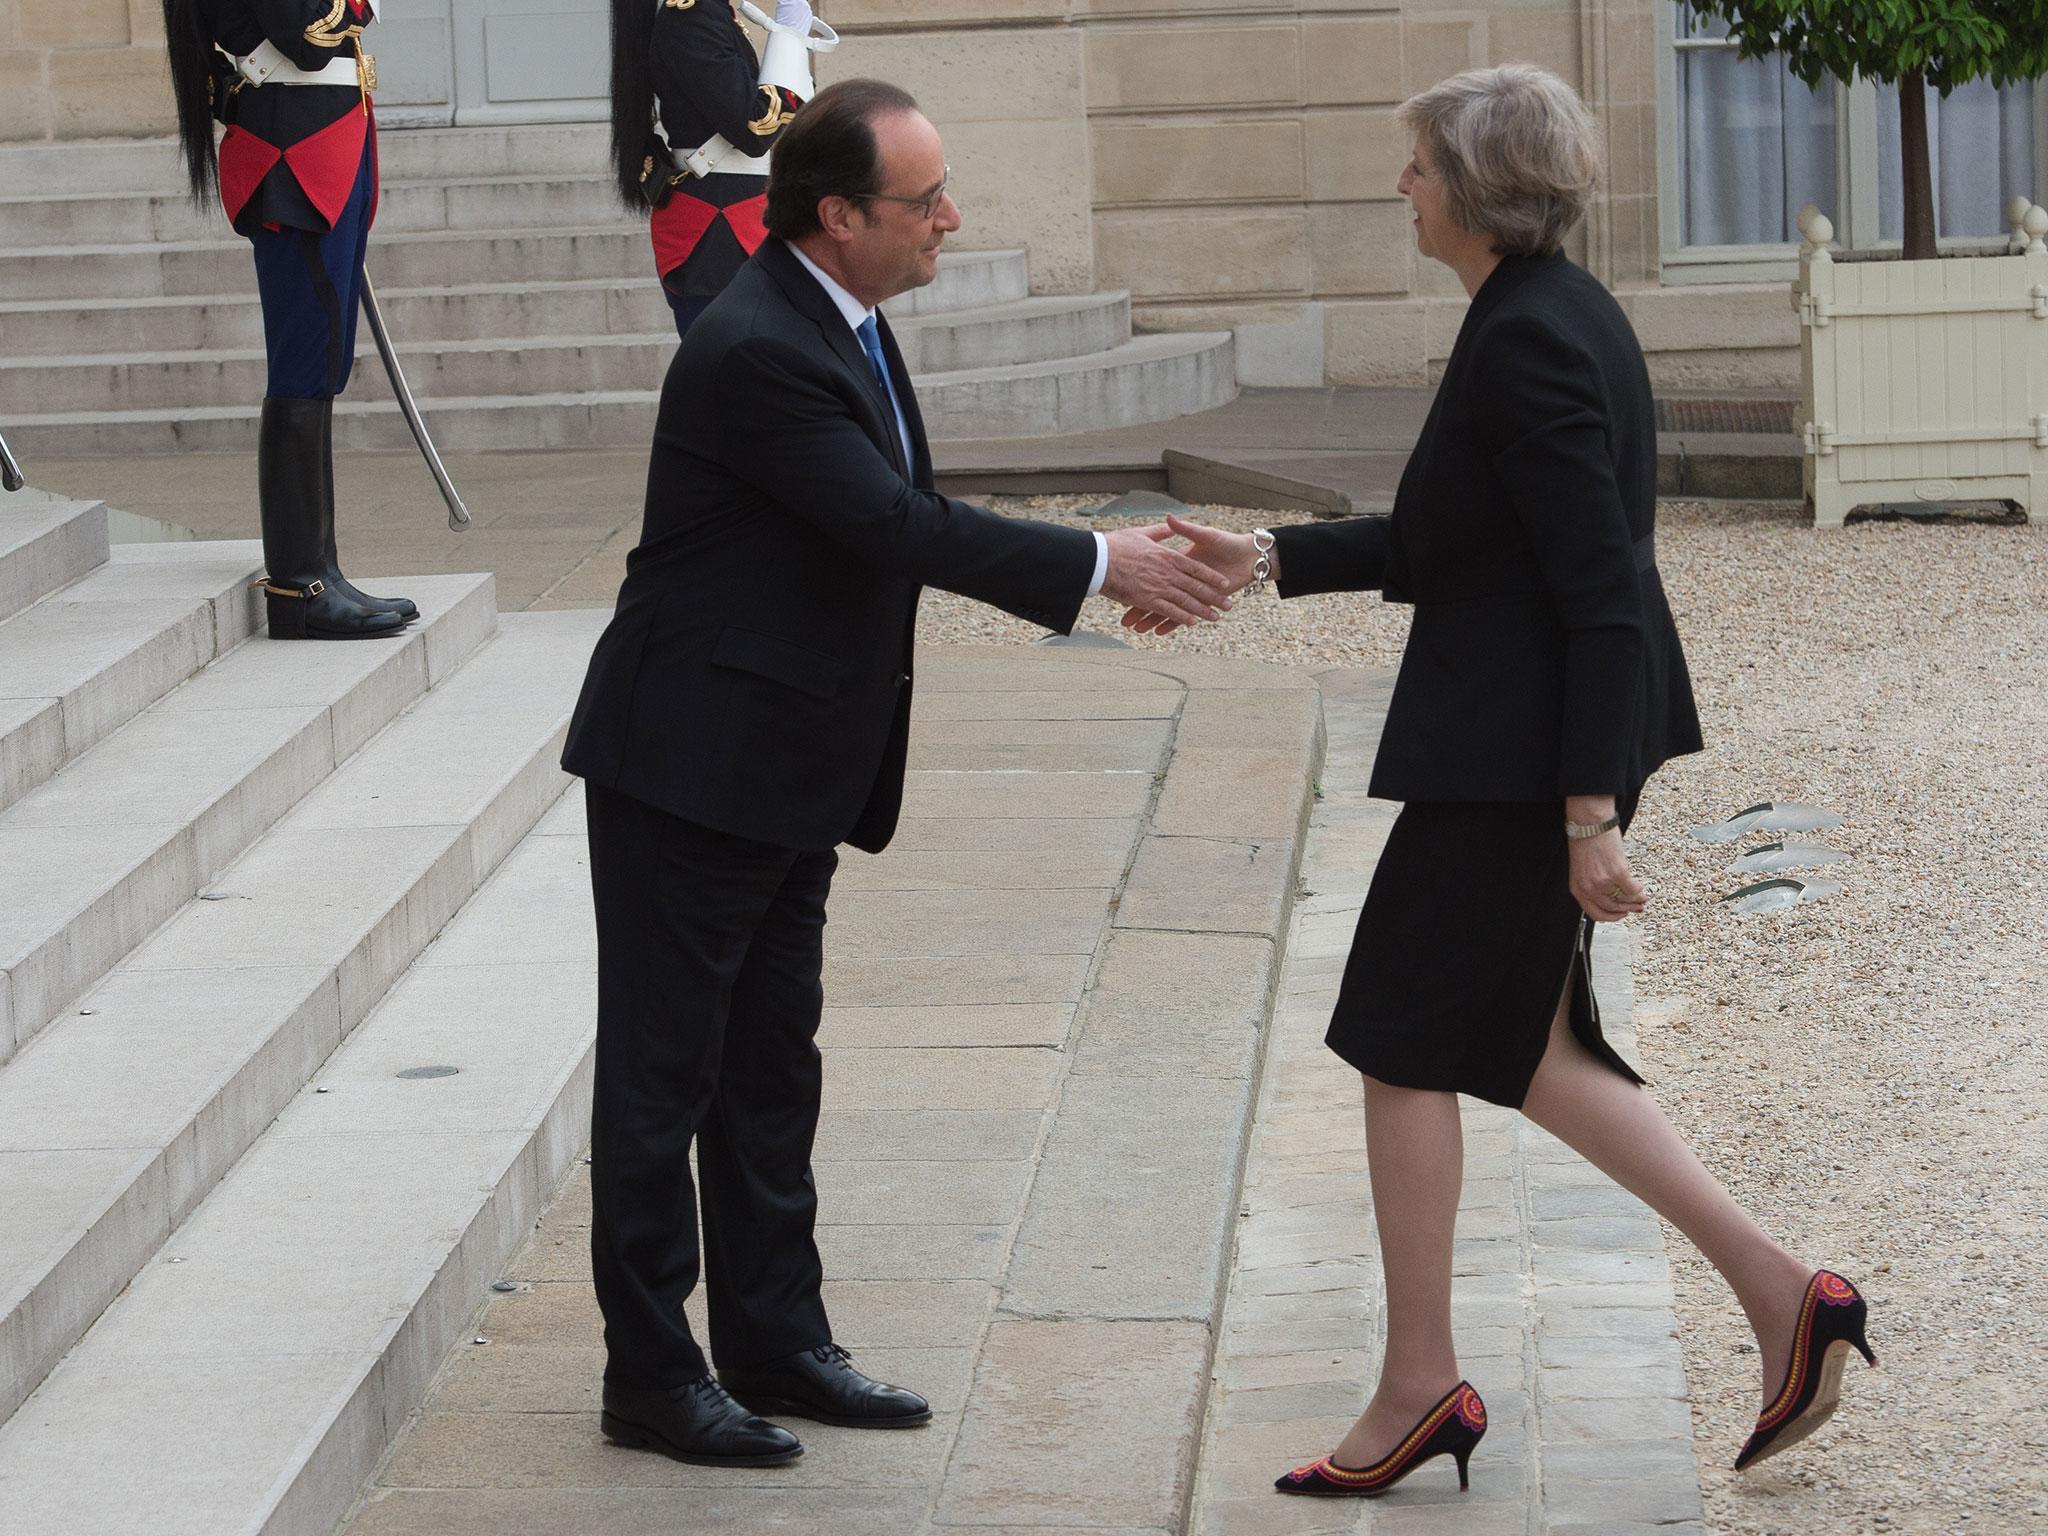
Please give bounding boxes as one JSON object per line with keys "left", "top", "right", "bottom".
{"left": 601, "top": 1375, "right": 803, "bottom": 1465}
{"left": 720, "top": 1342, "right": 933, "bottom": 1428}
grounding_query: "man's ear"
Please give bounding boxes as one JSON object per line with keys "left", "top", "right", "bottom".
{"left": 815, "top": 195, "right": 860, "bottom": 244}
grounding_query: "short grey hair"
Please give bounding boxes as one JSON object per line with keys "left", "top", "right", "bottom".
{"left": 1396, "top": 63, "right": 1600, "bottom": 256}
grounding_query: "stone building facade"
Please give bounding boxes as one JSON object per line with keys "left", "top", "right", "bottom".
{"left": 0, "top": 0, "right": 1875, "bottom": 392}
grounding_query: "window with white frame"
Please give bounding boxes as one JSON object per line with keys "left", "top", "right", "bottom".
{"left": 1658, "top": 4, "right": 2045, "bottom": 275}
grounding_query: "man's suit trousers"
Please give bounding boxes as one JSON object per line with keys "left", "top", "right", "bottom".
{"left": 584, "top": 782, "right": 836, "bottom": 1385}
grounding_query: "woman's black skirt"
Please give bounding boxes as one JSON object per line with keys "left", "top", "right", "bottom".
{"left": 1325, "top": 799, "right": 1647, "bottom": 1109}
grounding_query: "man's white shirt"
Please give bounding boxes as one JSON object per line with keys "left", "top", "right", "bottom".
{"left": 787, "top": 243, "right": 1109, "bottom": 600}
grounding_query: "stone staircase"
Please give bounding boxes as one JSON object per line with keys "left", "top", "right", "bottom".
{"left": 0, "top": 484, "right": 608, "bottom": 1534}
{"left": 0, "top": 125, "right": 1235, "bottom": 455}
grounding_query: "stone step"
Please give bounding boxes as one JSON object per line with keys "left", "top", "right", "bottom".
{"left": 0, "top": 294, "right": 1134, "bottom": 415}
{"left": 0, "top": 540, "right": 263, "bottom": 817}
{"left": 0, "top": 783, "right": 600, "bottom": 1536}
{"left": 0, "top": 175, "right": 635, "bottom": 249}
{"left": 0, "top": 249, "right": 1032, "bottom": 357}
{"left": 0, "top": 572, "right": 496, "bottom": 1069}
{"left": 0, "top": 226, "right": 652, "bottom": 302}
{"left": 917, "top": 329, "right": 1237, "bottom": 439}
{"left": 0, "top": 608, "right": 603, "bottom": 1432}
{"left": 0, "top": 279, "right": 662, "bottom": 359}
{"left": 0, "top": 126, "right": 613, "bottom": 196}
{"left": 0, "top": 223, "right": 1031, "bottom": 305}
{"left": 0, "top": 493, "right": 108, "bottom": 625}
{"left": 2, "top": 329, "right": 1234, "bottom": 453}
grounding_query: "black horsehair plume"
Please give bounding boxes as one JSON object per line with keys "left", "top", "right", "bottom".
{"left": 608, "top": 0, "right": 658, "bottom": 211}
{"left": 161, "top": 0, "right": 220, "bottom": 200}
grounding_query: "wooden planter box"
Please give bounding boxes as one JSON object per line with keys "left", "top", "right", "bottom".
{"left": 1793, "top": 203, "right": 2048, "bottom": 529}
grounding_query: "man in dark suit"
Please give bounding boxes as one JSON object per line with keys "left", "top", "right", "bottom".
{"left": 560, "top": 77, "right": 1232, "bottom": 1467}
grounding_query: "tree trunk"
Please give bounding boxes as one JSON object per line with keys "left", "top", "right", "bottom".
{"left": 1899, "top": 70, "right": 1939, "bottom": 261}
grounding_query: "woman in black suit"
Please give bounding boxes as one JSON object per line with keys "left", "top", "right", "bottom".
{"left": 1150, "top": 64, "right": 1874, "bottom": 1499}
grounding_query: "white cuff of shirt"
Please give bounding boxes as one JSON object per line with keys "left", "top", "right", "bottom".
{"left": 1086, "top": 532, "right": 1108, "bottom": 598}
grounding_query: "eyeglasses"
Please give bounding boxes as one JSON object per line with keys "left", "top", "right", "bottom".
{"left": 857, "top": 165, "right": 950, "bottom": 221}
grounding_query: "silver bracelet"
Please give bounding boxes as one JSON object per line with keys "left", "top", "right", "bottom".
{"left": 1250, "top": 527, "right": 1275, "bottom": 589}
{"left": 1564, "top": 814, "right": 1621, "bottom": 840}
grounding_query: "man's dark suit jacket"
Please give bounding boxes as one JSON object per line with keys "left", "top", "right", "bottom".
{"left": 1274, "top": 249, "right": 1703, "bottom": 801}
{"left": 562, "top": 238, "right": 1098, "bottom": 852}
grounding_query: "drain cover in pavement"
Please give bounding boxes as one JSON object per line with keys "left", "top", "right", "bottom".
{"left": 396, "top": 1066, "right": 461, "bottom": 1080}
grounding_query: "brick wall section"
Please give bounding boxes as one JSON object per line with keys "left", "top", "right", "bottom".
{"left": 2, "top": 0, "right": 173, "bottom": 140}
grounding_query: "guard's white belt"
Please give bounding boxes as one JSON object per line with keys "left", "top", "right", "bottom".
{"left": 676, "top": 135, "right": 771, "bottom": 178}
{"left": 217, "top": 39, "right": 360, "bottom": 87}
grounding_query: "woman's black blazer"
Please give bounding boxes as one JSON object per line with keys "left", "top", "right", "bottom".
{"left": 1272, "top": 249, "right": 1702, "bottom": 801}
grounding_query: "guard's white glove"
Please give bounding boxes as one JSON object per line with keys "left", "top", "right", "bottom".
{"left": 774, "top": 0, "right": 812, "bottom": 30}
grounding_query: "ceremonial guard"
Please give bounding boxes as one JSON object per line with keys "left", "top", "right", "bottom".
{"left": 609, "top": 0, "right": 836, "bottom": 337}
{"left": 162, "top": 0, "right": 415, "bottom": 639}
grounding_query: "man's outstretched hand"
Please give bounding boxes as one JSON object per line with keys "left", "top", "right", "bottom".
{"left": 1120, "top": 514, "right": 1272, "bottom": 635}
{"left": 1098, "top": 524, "right": 1236, "bottom": 631}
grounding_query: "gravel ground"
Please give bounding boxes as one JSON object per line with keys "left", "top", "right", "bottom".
{"left": 920, "top": 495, "right": 2048, "bottom": 1535}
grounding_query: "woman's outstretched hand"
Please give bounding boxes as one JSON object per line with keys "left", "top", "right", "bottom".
{"left": 1121, "top": 514, "right": 1272, "bottom": 635}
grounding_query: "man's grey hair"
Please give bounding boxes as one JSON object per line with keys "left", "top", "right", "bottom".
{"left": 1396, "top": 63, "right": 1600, "bottom": 257}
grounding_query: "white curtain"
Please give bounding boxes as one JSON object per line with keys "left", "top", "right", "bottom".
{"left": 1675, "top": 14, "right": 1839, "bottom": 246}
{"left": 1877, "top": 77, "right": 2039, "bottom": 239}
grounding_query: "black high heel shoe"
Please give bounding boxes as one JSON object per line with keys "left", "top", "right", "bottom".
{"left": 1735, "top": 1270, "right": 1877, "bottom": 1471}
{"left": 1274, "top": 1381, "right": 1486, "bottom": 1498}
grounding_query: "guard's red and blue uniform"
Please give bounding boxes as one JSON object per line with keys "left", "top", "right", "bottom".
{"left": 645, "top": 0, "right": 801, "bottom": 335}
{"left": 204, "top": 0, "right": 378, "bottom": 400}
{"left": 169, "top": 0, "right": 411, "bottom": 638}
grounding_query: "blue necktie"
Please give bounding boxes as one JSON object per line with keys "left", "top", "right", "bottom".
{"left": 856, "top": 315, "right": 912, "bottom": 471}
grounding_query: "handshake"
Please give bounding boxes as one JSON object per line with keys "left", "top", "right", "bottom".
{"left": 1099, "top": 514, "right": 1276, "bottom": 636}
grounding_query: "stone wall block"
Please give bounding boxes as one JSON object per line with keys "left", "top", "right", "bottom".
{"left": 47, "top": 46, "right": 173, "bottom": 139}
{"left": 127, "top": 0, "right": 165, "bottom": 48}
{"left": 829, "top": 0, "right": 1068, "bottom": 25}
{"left": 1304, "top": 106, "right": 1406, "bottom": 203}
{"left": 1402, "top": 17, "right": 1480, "bottom": 94}
{"left": 1095, "top": 208, "right": 1309, "bottom": 300}
{"left": 0, "top": 51, "right": 50, "bottom": 141}
{"left": 1422, "top": 294, "right": 1470, "bottom": 363}
{"left": 1302, "top": 16, "right": 1404, "bottom": 106}
{"left": 1092, "top": 118, "right": 1303, "bottom": 206}
{"left": 1627, "top": 282, "right": 1798, "bottom": 353}
{"left": 1643, "top": 346, "right": 1798, "bottom": 392}
{"left": 1085, "top": 24, "right": 1299, "bottom": 113}
{"left": 945, "top": 118, "right": 1096, "bottom": 295}
{"left": 1489, "top": 8, "right": 1582, "bottom": 85}
{"left": 1325, "top": 297, "right": 1428, "bottom": 387}
{"left": 1606, "top": 195, "right": 1653, "bottom": 289}
{"left": 1307, "top": 201, "right": 1415, "bottom": 295}
{"left": 19, "top": 0, "right": 128, "bottom": 49}
{"left": 851, "top": 29, "right": 1080, "bottom": 122}
{"left": 1603, "top": 100, "right": 1657, "bottom": 200}
{"left": 1074, "top": 0, "right": 1296, "bottom": 15}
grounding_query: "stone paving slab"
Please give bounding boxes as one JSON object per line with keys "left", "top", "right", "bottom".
{"left": 343, "top": 646, "right": 1324, "bottom": 1536}
{"left": 1188, "top": 669, "right": 1707, "bottom": 1536}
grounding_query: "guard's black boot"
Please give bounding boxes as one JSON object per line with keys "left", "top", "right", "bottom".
{"left": 257, "top": 397, "right": 408, "bottom": 641}
{"left": 314, "top": 397, "right": 418, "bottom": 622}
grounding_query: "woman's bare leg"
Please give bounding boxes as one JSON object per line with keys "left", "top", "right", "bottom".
{"left": 1333, "top": 1076, "right": 1466, "bottom": 1467}
{"left": 1518, "top": 990, "right": 1815, "bottom": 1407}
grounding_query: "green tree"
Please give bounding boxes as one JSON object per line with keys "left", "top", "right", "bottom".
{"left": 1680, "top": 1, "right": 2048, "bottom": 259}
